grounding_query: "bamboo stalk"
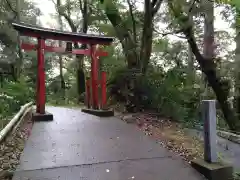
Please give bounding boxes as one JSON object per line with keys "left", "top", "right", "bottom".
{"left": 0, "top": 102, "right": 33, "bottom": 143}
{"left": 13, "top": 106, "right": 33, "bottom": 132}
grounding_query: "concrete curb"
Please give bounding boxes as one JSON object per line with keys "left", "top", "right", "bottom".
{"left": 217, "top": 131, "right": 240, "bottom": 145}
{"left": 193, "top": 125, "right": 240, "bottom": 145}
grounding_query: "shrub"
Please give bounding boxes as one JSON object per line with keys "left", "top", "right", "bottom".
{"left": 108, "top": 66, "right": 202, "bottom": 123}
{"left": 0, "top": 77, "right": 34, "bottom": 118}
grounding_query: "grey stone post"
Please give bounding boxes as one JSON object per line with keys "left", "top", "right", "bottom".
{"left": 202, "top": 100, "right": 217, "bottom": 163}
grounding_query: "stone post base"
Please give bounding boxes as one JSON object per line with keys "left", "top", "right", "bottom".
{"left": 81, "top": 109, "right": 114, "bottom": 117}
{"left": 32, "top": 112, "right": 53, "bottom": 121}
{"left": 191, "top": 159, "right": 233, "bottom": 180}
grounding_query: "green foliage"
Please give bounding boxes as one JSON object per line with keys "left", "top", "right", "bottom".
{"left": 108, "top": 67, "right": 148, "bottom": 112}
{"left": 217, "top": 0, "right": 240, "bottom": 6}
{"left": 46, "top": 71, "right": 80, "bottom": 105}
{"left": 234, "top": 169, "right": 240, "bottom": 180}
{"left": 216, "top": 0, "right": 240, "bottom": 26}
{"left": 0, "top": 77, "right": 34, "bottom": 121}
{"left": 0, "top": 0, "right": 40, "bottom": 127}
{"left": 108, "top": 66, "right": 203, "bottom": 122}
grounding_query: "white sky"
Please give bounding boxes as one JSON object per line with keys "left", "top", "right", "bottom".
{"left": 33, "top": 0, "right": 235, "bottom": 41}
{"left": 33, "top": 0, "right": 233, "bottom": 30}
{"left": 32, "top": 0, "right": 235, "bottom": 52}
{"left": 33, "top": 0, "right": 57, "bottom": 27}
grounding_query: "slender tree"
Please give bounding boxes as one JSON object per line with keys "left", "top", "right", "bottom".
{"left": 168, "top": 0, "right": 240, "bottom": 131}
{"left": 235, "top": 7, "right": 240, "bottom": 119}
{"left": 202, "top": 0, "right": 215, "bottom": 97}
{"left": 188, "top": 13, "right": 194, "bottom": 79}
{"left": 57, "top": 0, "right": 65, "bottom": 91}
{"left": 54, "top": 0, "right": 91, "bottom": 102}
{"left": 100, "top": 0, "right": 163, "bottom": 73}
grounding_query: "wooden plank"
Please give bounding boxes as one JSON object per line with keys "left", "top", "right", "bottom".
{"left": 21, "top": 43, "right": 108, "bottom": 56}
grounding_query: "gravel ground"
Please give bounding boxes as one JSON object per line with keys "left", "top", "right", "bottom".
{"left": 0, "top": 110, "right": 33, "bottom": 180}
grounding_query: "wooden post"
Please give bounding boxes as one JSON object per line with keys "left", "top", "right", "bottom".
{"left": 90, "top": 45, "right": 99, "bottom": 109}
{"left": 36, "top": 38, "right": 46, "bottom": 114}
{"left": 86, "top": 78, "right": 91, "bottom": 109}
{"left": 101, "top": 71, "right": 107, "bottom": 109}
{"left": 202, "top": 100, "right": 217, "bottom": 163}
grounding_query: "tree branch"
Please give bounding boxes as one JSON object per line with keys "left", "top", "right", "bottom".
{"left": 51, "top": 0, "right": 57, "bottom": 6}
{"left": 64, "top": 14, "right": 77, "bottom": 32}
{"left": 188, "top": 0, "right": 197, "bottom": 13}
{"left": 154, "top": 28, "right": 186, "bottom": 38}
{"left": 151, "top": 0, "right": 158, "bottom": 7}
{"left": 81, "top": 0, "right": 88, "bottom": 33}
{"left": 66, "top": 1, "right": 72, "bottom": 18}
{"left": 54, "top": 0, "right": 77, "bottom": 32}
{"left": 152, "top": 0, "right": 163, "bottom": 16}
{"left": 126, "top": 0, "right": 137, "bottom": 43}
{"left": 4, "top": 0, "right": 17, "bottom": 15}
{"left": 79, "top": 0, "right": 84, "bottom": 13}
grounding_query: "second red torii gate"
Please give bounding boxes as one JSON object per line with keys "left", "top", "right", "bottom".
{"left": 12, "top": 22, "right": 114, "bottom": 121}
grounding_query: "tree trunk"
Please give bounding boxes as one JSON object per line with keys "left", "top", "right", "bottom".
{"left": 202, "top": 0, "right": 214, "bottom": 97}
{"left": 59, "top": 56, "right": 65, "bottom": 90}
{"left": 203, "top": 0, "right": 214, "bottom": 59}
{"left": 235, "top": 8, "right": 240, "bottom": 120}
{"left": 126, "top": 0, "right": 137, "bottom": 43}
{"left": 76, "top": 0, "right": 89, "bottom": 101}
{"left": 140, "top": 0, "right": 153, "bottom": 74}
{"left": 103, "top": 1, "right": 140, "bottom": 68}
{"left": 184, "top": 28, "right": 240, "bottom": 131}
{"left": 65, "top": 0, "right": 90, "bottom": 102}
{"left": 15, "top": 0, "right": 23, "bottom": 79}
{"left": 102, "top": 0, "right": 163, "bottom": 71}
{"left": 187, "top": 14, "right": 194, "bottom": 78}
{"left": 57, "top": 1, "right": 65, "bottom": 91}
{"left": 169, "top": 0, "right": 240, "bottom": 131}
{"left": 57, "top": 0, "right": 90, "bottom": 102}
{"left": 0, "top": 74, "right": 3, "bottom": 88}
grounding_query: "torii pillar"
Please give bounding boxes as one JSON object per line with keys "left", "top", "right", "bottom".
{"left": 81, "top": 45, "right": 114, "bottom": 117}
{"left": 35, "top": 37, "right": 53, "bottom": 121}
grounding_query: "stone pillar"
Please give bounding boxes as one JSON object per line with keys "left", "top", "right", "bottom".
{"left": 202, "top": 100, "right": 217, "bottom": 163}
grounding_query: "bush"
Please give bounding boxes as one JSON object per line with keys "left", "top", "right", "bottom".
{"left": 108, "top": 67, "right": 154, "bottom": 112}
{"left": 108, "top": 66, "right": 202, "bottom": 123}
{"left": 0, "top": 77, "right": 34, "bottom": 119}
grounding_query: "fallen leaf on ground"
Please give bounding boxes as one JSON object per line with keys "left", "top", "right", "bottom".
{"left": 120, "top": 112, "right": 204, "bottom": 162}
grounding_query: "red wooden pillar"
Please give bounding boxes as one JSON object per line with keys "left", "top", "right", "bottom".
{"left": 86, "top": 78, "right": 91, "bottom": 108}
{"left": 36, "top": 38, "right": 46, "bottom": 114}
{"left": 90, "top": 45, "right": 99, "bottom": 109}
{"left": 101, "top": 71, "right": 107, "bottom": 109}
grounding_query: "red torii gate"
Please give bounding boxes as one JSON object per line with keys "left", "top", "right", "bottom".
{"left": 12, "top": 22, "right": 114, "bottom": 121}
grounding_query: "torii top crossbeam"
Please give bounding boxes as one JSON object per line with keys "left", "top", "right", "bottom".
{"left": 12, "top": 22, "right": 113, "bottom": 45}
